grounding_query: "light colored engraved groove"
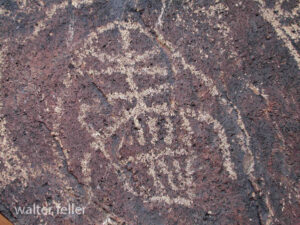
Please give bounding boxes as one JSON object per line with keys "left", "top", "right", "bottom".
{"left": 148, "top": 117, "right": 158, "bottom": 145}
{"left": 98, "top": 64, "right": 168, "bottom": 78}
{"left": 133, "top": 116, "right": 146, "bottom": 146}
{"left": 67, "top": 17, "right": 75, "bottom": 48}
{"left": 148, "top": 195, "right": 192, "bottom": 207}
{"left": 255, "top": 0, "right": 300, "bottom": 69}
{"left": 155, "top": 0, "right": 166, "bottom": 29}
{"left": 81, "top": 152, "right": 92, "bottom": 184}
{"left": 107, "top": 83, "right": 169, "bottom": 102}
{"left": 179, "top": 109, "right": 193, "bottom": 148}
{"left": 72, "top": 0, "right": 95, "bottom": 8}
{"left": 164, "top": 117, "right": 173, "bottom": 145}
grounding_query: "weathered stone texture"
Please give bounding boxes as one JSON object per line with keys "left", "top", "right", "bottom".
{"left": 0, "top": 0, "right": 299, "bottom": 224}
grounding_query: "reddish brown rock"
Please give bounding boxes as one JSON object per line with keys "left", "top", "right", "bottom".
{"left": 0, "top": 0, "right": 299, "bottom": 224}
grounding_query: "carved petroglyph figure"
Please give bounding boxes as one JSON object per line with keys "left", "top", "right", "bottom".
{"left": 71, "top": 20, "right": 254, "bottom": 207}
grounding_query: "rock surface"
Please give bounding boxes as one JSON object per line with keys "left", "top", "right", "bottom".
{"left": 0, "top": 0, "right": 299, "bottom": 224}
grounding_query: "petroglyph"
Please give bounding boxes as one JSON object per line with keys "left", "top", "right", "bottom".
{"left": 1, "top": 0, "right": 299, "bottom": 224}
{"left": 164, "top": 117, "right": 173, "bottom": 145}
{"left": 71, "top": 20, "right": 249, "bottom": 207}
{"left": 71, "top": 0, "right": 95, "bottom": 9}
{"left": 0, "top": 2, "right": 258, "bottom": 209}
{"left": 255, "top": 0, "right": 300, "bottom": 69}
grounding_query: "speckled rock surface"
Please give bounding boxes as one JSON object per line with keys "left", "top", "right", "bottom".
{"left": 0, "top": 0, "right": 299, "bottom": 224}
